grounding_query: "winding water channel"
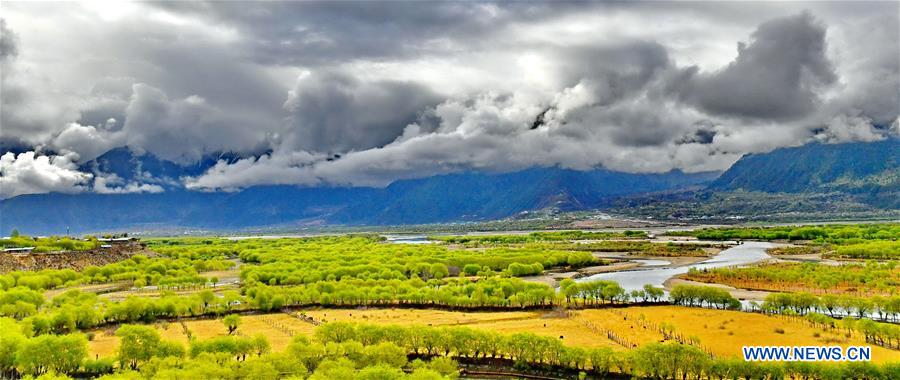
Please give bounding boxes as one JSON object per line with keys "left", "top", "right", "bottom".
{"left": 576, "top": 241, "right": 776, "bottom": 292}
{"left": 385, "top": 235, "right": 776, "bottom": 299}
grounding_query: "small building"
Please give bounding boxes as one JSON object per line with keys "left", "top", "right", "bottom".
{"left": 100, "top": 244, "right": 113, "bottom": 248}
{"left": 3, "top": 247, "right": 35, "bottom": 253}
{"left": 97, "top": 237, "right": 135, "bottom": 244}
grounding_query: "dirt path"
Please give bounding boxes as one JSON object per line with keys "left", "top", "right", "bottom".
{"left": 521, "top": 262, "right": 644, "bottom": 286}
{"left": 44, "top": 282, "right": 129, "bottom": 299}
{"left": 590, "top": 252, "right": 709, "bottom": 267}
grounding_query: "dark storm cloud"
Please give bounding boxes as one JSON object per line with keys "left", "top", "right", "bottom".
{"left": 553, "top": 41, "right": 674, "bottom": 104}
{"left": 677, "top": 127, "right": 717, "bottom": 145}
{"left": 121, "top": 83, "right": 271, "bottom": 163}
{"left": 0, "top": 19, "right": 17, "bottom": 62}
{"left": 1, "top": 18, "right": 81, "bottom": 147}
{"left": 679, "top": 13, "right": 837, "bottom": 120}
{"left": 148, "top": 1, "right": 584, "bottom": 66}
{"left": 280, "top": 70, "right": 442, "bottom": 153}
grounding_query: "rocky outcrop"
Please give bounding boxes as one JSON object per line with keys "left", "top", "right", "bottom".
{"left": 0, "top": 242, "right": 153, "bottom": 272}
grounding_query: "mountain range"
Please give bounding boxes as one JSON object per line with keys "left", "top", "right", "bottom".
{"left": 1, "top": 139, "right": 897, "bottom": 234}
{"left": 708, "top": 139, "right": 898, "bottom": 209}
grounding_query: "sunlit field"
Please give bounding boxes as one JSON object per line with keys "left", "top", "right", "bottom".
{"left": 4, "top": 224, "right": 900, "bottom": 379}
{"left": 84, "top": 306, "right": 900, "bottom": 364}
{"left": 88, "top": 313, "right": 318, "bottom": 358}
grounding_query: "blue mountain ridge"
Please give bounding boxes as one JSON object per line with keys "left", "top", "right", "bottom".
{"left": 1, "top": 146, "right": 718, "bottom": 234}
{"left": 2, "top": 139, "right": 896, "bottom": 234}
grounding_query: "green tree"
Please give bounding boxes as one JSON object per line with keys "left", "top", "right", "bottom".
{"left": 15, "top": 333, "right": 87, "bottom": 376}
{"left": 223, "top": 314, "right": 242, "bottom": 335}
{"left": 0, "top": 318, "right": 27, "bottom": 374}
{"left": 429, "top": 263, "right": 449, "bottom": 280}
{"left": 116, "top": 324, "right": 162, "bottom": 369}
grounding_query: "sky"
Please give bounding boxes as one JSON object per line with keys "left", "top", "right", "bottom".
{"left": 1, "top": 1, "right": 898, "bottom": 199}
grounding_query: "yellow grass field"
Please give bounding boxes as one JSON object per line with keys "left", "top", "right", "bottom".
{"left": 579, "top": 306, "right": 900, "bottom": 363}
{"left": 88, "top": 306, "right": 900, "bottom": 364}
{"left": 301, "top": 308, "right": 622, "bottom": 350}
{"left": 88, "top": 313, "right": 317, "bottom": 358}
{"left": 301, "top": 307, "right": 900, "bottom": 363}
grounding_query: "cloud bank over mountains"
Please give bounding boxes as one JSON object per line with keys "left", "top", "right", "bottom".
{"left": 1, "top": 1, "right": 898, "bottom": 198}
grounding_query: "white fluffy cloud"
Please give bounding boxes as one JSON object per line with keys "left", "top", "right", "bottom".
{"left": 93, "top": 173, "right": 164, "bottom": 194}
{"left": 50, "top": 121, "right": 124, "bottom": 163}
{"left": 0, "top": 152, "right": 93, "bottom": 198}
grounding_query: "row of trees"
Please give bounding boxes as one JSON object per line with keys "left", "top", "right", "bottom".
{"left": 669, "top": 284, "right": 741, "bottom": 310}
{"left": 0, "top": 317, "right": 96, "bottom": 378}
{"left": 802, "top": 312, "right": 900, "bottom": 351}
{"left": 761, "top": 291, "right": 900, "bottom": 322}
{"left": 671, "top": 223, "right": 899, "bottom": 243}
{"left": 0, "top": 254, "right": 233, "bottom": 292}
{"left": 429, "top": 230, "right": 646, "bottom": 245}
{"left": 551, "top": 240, "right": 714, "bottom": 257}
{"left": 831, "top": 241, "right": 900, "bottom": 260}
{"left": 315, "top": 321, "right": 620, "bottom": 374}
{"left": 685, "top": 261, "right": 900, "bottom": 296}
{"left": 1, "top": 288, "right": 245, "bottom": 335}
{"left": 245, "top": 277, "right": 560, "bottom": 311}
{"left": 245, "top": 277, "right": 669, "bottom": 312}
{"left": 6, "top": 315, "right": 900, "bottom": 380}
{"left": 1, "top": 319, "right": 460, "bottom": 379}
{"left": 233, "top": 236, "right": 597, "bottom": 286}
{"left": 315, "top": 321, "right": 900, "bottom": 380}
{"left": 559, "top": 279, "right": 632, "bottom": 306}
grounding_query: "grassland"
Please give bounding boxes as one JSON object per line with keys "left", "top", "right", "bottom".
{"left": 84, "top": 306, "right": 900, "bottom": 364}
{"left": 302, "top": 306, "right": 900, "bottom": 363}
{"left": 88, "top": 313, "right": 318, "bottom": 358}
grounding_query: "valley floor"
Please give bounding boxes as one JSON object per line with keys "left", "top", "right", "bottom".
{"left": 86, "top": 306, "right": 900, "bottom": 364}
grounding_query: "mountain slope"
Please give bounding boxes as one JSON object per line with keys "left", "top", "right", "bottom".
{"left": 332, "top": 168, "right": 719, "bottom": 224}
{"left": 709, "top": 139, "right": 899, "bottom": 208}
{"left": 0, "top": 167, "right": 717, "bottom": 234}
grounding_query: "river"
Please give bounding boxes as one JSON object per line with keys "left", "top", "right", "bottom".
{"left": 576, "top": 241, "right": 775, "bottom": 292}
{"left": 384, "top": 235, "right": 434, "bottom": 244}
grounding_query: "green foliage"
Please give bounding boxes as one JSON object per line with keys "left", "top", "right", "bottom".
{"left": 0, "top": 287, "right": 44, "bottom": 317}
{"left": 5, "top": 232, "right": 900, "bottom": 378}
{"left": 229, "top": 236, "right": 596, "bottom": 286}
{"left": 669, "top": 284, "right": 741, "bottom": 310}
{"left": 0, "top": 254, "right": 233, "bottom": 292}
{"left": 189, "top": 336, "right": 257, "bottom": 360}
{"left": 631, "top": 342, "right": 710, "bottom": 379}
{"left": 14, "top": 333, "right": 87, "bottom": 376}
{"left": 687, "top": 261, "right": 900, "bottom": 295}
{"left": 547, "top": 240, "right": 713, "bottom": 256}
{"left": 245, "top": 275, "right": 559, "bottom": 310}
{"left": 430, "top": 230, "right": 645, "bottom": 245}
{"left": 559, "top": 279, "right": 626, "bottom": 305}
{"left": 114, "top": 324, "right": 185, "bottom": 373}
{"left": 831, "top": 241, "right": 900, "bottom": 260}
{"left": 83, "top": 357, "right": 115, "bottom": 376}
{"left": 223, "top": 314, "right": 241, "bottom": 335}
{"left": 671, "top": 223, "right": 900, "bottom": 243}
